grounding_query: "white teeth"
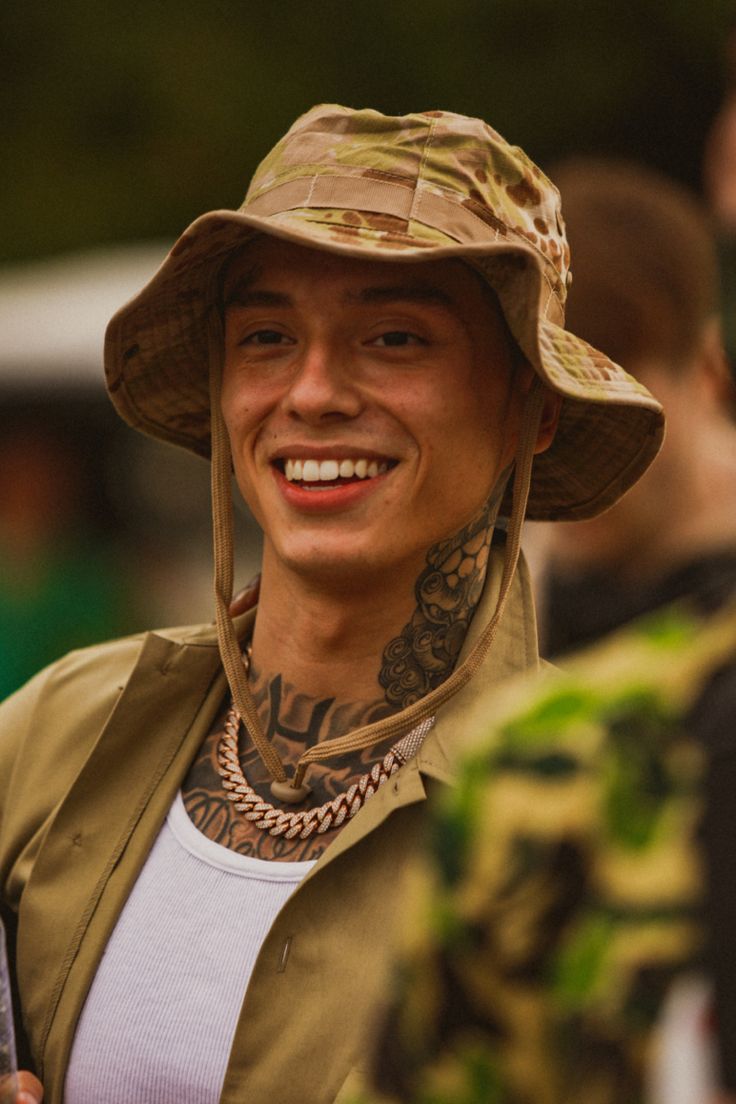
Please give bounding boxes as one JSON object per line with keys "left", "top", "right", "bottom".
{"left": 319, "top": 459, "right": 339, "bottom": 481}
{"left": 282, "top": 457, "right": 391, "bottom": 483}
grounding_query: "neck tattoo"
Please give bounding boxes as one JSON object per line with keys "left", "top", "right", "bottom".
{"left": 183, "top": 497, "right": 497, "bottom": 856}
{"left": 378, "top": 497, "right": 496, "bottom": 709}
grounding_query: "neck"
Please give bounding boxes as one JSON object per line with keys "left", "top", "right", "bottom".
{"left": 249, "top": 501, "right": 498, "bottom": 737}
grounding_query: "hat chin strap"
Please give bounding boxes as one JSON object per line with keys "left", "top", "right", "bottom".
{"left": 209, "top": 304, "right": 546, "bottom": 800}
{"left": 209, "top": 306, "right": 291, "bottom": 787}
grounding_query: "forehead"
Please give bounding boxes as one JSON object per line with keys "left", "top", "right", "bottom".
{"left": 221, "top": 234, "right": 499, "bottom": 314}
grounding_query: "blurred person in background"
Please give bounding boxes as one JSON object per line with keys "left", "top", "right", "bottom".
{"left": 532, "top": 159, "right": 736, "bottom": 1098}
{"left": 704, "top": 23, "right": 736, "bottom": 379}
{"left": 538, "top": 160, "right": 736, "bottom": 653}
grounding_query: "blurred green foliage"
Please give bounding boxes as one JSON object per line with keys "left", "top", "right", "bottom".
{"left": 1, "top": 0, "right": 733, "bottom": 263}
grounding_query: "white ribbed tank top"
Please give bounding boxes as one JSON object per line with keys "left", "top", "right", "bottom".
{"left": 64, "top": 792, "right": 314, "bottom": 1104}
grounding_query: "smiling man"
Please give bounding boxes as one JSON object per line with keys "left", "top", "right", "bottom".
{"left": 0, "top": 106, "right": 663, "bottom": 1104}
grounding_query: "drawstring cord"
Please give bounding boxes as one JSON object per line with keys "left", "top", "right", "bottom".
{"left": 209, "top": 303, "right": 289, "bottom": 785}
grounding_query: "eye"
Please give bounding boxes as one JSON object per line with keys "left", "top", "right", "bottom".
{"left": 370, "top": 331, "right": 424, "bottom": 348}
{"left": 241, "top": 329, "right": 293, "bottom": 346}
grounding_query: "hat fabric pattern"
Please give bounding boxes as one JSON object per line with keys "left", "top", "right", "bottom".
{"left": 105, "top": 104, "right": 664, "bottom": 521}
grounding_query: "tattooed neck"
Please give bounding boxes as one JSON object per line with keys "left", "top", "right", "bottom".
{"left": 231, "top": 494, "right": 499, "bottom": 780}
{"left": 378, "top": 496, "right": 497, "bottom": 709}
{"left": 182, "top": 495, "right": 499, "bottom": 858}
{"left": 249, "top": 495, "right": 499, "bottom": 728}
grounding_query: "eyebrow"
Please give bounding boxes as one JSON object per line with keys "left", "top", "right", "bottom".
{"left": 224, "top": 287, "right": 292, "bottom": 309}
{"left": 224, "top": 281, "right": 455, "bottom": 312}
{"left": 348, "top": 285, "right": 455, "bottom": 309}
{"left": 223, "top": 264, "right": 275, "bottom": 309}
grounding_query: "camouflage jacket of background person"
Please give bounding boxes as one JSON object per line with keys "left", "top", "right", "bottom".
{"left": 360, "top": 606, "right": 736, "bottom": 1104}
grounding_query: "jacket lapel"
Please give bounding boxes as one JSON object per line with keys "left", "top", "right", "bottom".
{"left": 20, "top": 628, "right": 227, "bottom": 1091}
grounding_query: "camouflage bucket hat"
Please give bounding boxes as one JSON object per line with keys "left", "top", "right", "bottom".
{"left": 105, "top": 103, "right": 664, "bottom": 521}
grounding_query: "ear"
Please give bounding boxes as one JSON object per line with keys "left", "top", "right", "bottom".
{"left": 534, "top": 387, "right": 563, "bottom": 455}
{"left": 511, "top": 367, "right": 563, "bottom": 458}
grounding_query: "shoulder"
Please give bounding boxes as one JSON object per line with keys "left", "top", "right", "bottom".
{"left": 0, "top": 632, "right": 145, "bottom": 743}
{"left": 0, "top": 619, "right": 224, "bottom": 902}
{"left": 3, "top": 618, "right": 222, "bottom": 707}
{"left": 0, "top": 619, "right": 222, "bottom": 785}
{"left": 0, "top": 622, "right": 215, "bottom": 721}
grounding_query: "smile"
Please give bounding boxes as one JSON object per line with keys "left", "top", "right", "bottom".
{"left": 279, "top": 457, "right": 394, "bottom": 487}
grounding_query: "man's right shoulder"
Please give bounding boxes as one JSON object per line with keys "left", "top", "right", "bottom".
{"left": 0, "top": 619, "right": 220, "bottom": 727}
{"left": 0, "top": 620, "right": 223, "bottom": 878}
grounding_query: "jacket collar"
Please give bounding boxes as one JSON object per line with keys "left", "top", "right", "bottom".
{"left": 150, "top": 541, "right": 540, "bottom": 791}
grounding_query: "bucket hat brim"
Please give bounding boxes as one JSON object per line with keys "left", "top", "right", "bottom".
{"left": 105, "top": 206, "right": 663, "bottom": 522}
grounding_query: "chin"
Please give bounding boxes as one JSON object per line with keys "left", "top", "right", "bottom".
{"left": 284, "top": 547, "right": 386, "bottom": 582}
{"left": 269, "top": 530, "right": 419, "bottom": 588}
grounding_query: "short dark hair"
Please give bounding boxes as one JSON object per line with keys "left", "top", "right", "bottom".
{"left": 552, "top": 158, "right": 718, "bottom": 372}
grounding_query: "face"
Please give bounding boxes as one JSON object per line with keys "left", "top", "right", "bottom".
{"left": 220, "top": 236, "right": 535, "bottom": 587}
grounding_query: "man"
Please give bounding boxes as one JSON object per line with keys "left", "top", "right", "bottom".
{"left": 533, "top": 159, "right": 736, "bottom": 1098}
{"left": 0, "top": 106, "right": 661, "bottom": 1104}
{"left": 536, "top": 159, "right": 736, "bottom": 656}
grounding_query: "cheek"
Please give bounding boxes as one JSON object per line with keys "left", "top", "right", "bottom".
{"left": 484, "top": 381, "right": 527, "bottom": 467}
{"left": 451, "top": 396, "right": 512, "bottom": 470}
{"left": 219, "top": 370, "right": 244, "bottom": 430}
{"left": 221, "top": 406, "right": 250, "bottom": 465}
{"left": 423, "top": 419, "right": 505, "bottom": 512}
{"left": 219, "top": 380, "right": 264, "bottom": 452}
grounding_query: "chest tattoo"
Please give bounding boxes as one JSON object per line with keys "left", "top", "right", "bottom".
{"left": 183, "top": 687, "right": 392, "bottom": 861}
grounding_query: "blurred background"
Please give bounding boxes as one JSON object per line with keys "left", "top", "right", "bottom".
{"left": 1, "top": 0, "right": 734, "bottom": 696}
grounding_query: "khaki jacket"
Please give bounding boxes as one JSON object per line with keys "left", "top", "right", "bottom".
{"left": 0, "top": 547, "right": 540, "bottom": 1103}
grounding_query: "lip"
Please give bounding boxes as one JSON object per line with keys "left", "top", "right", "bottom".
{"left": 271, "top": 460, "right": 395, "bottom": 513}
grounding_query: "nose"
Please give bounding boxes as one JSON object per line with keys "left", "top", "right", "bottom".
{"left": 282, "top": 339, "right": 363, "bottom": 424}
